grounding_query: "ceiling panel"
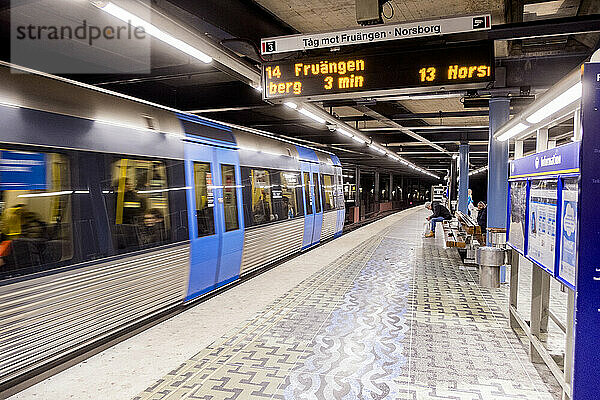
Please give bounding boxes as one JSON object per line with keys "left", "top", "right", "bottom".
{"left": 254, "top": 0, "right": 506, "bottom": 33}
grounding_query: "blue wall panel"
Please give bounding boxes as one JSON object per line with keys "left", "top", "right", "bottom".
{"left": 572, "top": 62, "right": 600, "bottom": 400}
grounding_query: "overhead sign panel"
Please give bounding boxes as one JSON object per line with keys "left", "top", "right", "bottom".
{"left": 261, "top": 14, "right": 491, "bottom": 55}
{"left": 509, "top": 141, "right": 580, "bottom": 179}
{"left": 262, "top": 42, "right": 494, "bottom": 101}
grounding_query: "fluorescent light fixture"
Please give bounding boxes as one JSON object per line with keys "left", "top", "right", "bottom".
{"left": 469, "top": 166, "right": 488, "bottom": 176}
{"left": 498, "top": 123, "right": 529, "bottom": 142}
{"left": 337, "top": 128, "right": 354, "bottom": 138}
{"left": 352, "top": 136, "right": 366, "bottom": 144}
{"left": 284, "top": 102, "right": 297, "bottom": 109}
{"left": 526, "top": 82, "right": 582, "bottom": 124}
{"left": 374, "top": 92, "right": 465, "bottom": 101}
{"left": 368, "top": 144, "right": 386, "bottom": 154}
{"left": 18, "top": 190, "right": 74, "bottom": 198}
{"left": 298, "top": 108, "right": 326, "bottom": 124}
{"left": 98, "top": 3, "right": 213, "bottom": 63}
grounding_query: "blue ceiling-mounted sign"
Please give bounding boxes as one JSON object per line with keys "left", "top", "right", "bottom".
{"left": 0, "top": 150, "right": 47, "bottom": 190}
{"left": 509, "top": 141, "right": 580, "bottom": 179}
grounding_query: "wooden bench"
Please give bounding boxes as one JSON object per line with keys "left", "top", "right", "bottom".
{"left": 442, "top": 219, "right": 467, "bottom": 248}
{"left": 456, "top": 211, "right": 485, "bottom": 244}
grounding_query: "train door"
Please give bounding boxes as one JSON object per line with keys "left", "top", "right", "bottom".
{"left": 300, "top": 162, "right": 315, "bottom": 250}
{"left": 185, "top": 142, "right": 219, "bottom": 300}
{"left": 184, "top": 143, "right": 244, "bottom": 300}
{"left": 213, "top": 147, "right": 244, "bottom": 286}
{"left": 335, "top": 168, "right": 344, "bottom": 237}
{"left": 311, "top": 165, "right": 323, "bottom": 246}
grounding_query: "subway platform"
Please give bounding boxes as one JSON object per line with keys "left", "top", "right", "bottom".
{"left": 10, "top": 207, "right": 560, "bottom": 400}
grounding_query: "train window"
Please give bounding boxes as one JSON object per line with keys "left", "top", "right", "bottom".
{"left": 322, "top": 174, "right": 335, "bottom": 212}
{"left": 221, "top": 164, "right": 239, "bottom": 232}
{"left": 0, "top": 151, "right": 73, "bottom": 277}
{"left": 250, "top": 169, "right": 274, "bottom": 226}
{"left": 275, "top": 171, "right": 304, "bottom": 219}
{"left": 313, "top": 173, "right": 322, "bottom": 213}
{"left": 336, "top": 173, "right": 344, "bottom": 210}
{"left": 194, "top": 162, "right": 216, "bottom": 237}
{"left": 303, "top": 172, "right": 312, "bottom": 215}
{"left": 111, "top": 159, "right": 170, "bottom": 251}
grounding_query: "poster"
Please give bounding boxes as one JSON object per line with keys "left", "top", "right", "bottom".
{"left": 558, "top": 177, "right": 578, "bottom": 288}
{"left": 508, "top": 181, "right": 527, "bottom": 252}
{"left": 527, "top": 180, "right": 558, "bottom": 272}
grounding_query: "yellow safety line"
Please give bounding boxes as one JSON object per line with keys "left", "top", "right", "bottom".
{"left": 51, "top": 155, "right": 61, "bottom": 220}
{"left": 115, "top": 159, "right": 128, "bottom": 224}
{"left": 509, "top": 168, "right": 579, "bottom": 179}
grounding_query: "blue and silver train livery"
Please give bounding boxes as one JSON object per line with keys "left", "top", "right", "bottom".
{"left": 0, "top": 63, "right": 345, "bottom": 389}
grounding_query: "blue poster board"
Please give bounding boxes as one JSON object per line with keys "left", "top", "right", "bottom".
{"left": 0, "top": 150, "right": 47, "bottom": 190}
{"left": 506, "top": 141, "right": 580, "bottom": 279}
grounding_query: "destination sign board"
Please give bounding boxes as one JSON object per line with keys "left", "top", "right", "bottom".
{"left": 262, "top": 42, "right": 494, "bottom": 101}
{"left": 261, "top": 14, "right": 491, "bottom": 55}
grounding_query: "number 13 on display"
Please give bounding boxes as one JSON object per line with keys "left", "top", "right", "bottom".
{"left": 419, "top": 67, "right": 436, "bottom": 82}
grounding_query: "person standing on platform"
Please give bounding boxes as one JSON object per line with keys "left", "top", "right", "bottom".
{"left": 467, "top": 188, "right": 476, "bottom": 217}
{"left": 424, "top": 201, "right": 452, "bottom": 238}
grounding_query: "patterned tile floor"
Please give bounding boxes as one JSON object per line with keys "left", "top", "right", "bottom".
{"left": 134, "top": 210, "right": 561, "bottom": 400}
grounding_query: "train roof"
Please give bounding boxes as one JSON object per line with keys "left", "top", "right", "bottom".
{"left": 0, "top": 61, "right": 335, "bottom": 160}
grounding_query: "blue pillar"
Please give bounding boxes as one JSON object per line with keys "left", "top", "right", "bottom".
{"left": 487, "top": 97, "right": 510, "bottom": 244}
{"left": 457, "top": 144, "right": 469, "bottom": 213}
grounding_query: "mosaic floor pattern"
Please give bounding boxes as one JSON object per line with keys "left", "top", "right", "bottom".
{"left": 134, "top": 210, "right": 560, "bottom": 400}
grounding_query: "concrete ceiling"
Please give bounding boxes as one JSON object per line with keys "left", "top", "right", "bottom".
{"left": 246, "top": 0, "right": 598, "bottom": 173}
{"left": 253, "top": 0, "right": 506, "bottom": 32}
{"left": 2, "top": 0, "right": 597, "bottom": 178}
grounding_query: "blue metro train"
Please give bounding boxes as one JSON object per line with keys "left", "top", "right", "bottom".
{"left": 0, "top": 63, "right": 344, "bottom": 388}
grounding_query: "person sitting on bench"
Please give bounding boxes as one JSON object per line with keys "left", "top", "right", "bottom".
{"left": 424, "top": 201, "right": 452, "bottom": 238}
{"left": 477, "top": 201, "right": 487, "bottom": 233}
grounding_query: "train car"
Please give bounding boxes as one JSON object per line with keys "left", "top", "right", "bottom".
{"left": 0, "top": 62, "right": 344, "bottom": 390}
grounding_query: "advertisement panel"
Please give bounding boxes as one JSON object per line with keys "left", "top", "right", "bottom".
{"left": 557, "top": 177, "right": 578, "bottom": 289}
{"left": 0, "top": 150, "right": 47, "bottom": 191}
{"left": 508, "top": 180, "right": 527, "bottom": 253}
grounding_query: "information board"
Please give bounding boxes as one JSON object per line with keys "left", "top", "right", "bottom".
{"left": 262, "top": 42, "right": 494, "bottom": 100}
{"left": 527, "top": 180, "right": 558, "bottom": 272}
{"left": 508, "top": 180, "right": 527, "bottom": 253}
{"left": 558, "top": 177, "right": 578, "bottom": 288}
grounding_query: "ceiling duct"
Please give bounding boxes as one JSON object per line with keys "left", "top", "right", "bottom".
{"left": 355, "top": 0, "right": 384, "bottom": 26}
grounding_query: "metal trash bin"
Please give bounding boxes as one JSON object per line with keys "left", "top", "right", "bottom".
{"left": 476, "top": 247, "right": 505, "bottom": 288}
{"left": 486, "top": 228, "right": 508, "bottom": 283}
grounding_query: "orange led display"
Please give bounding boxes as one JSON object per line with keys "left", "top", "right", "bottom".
{"left": 262, "top": 41, "right": 494, "bottom": 100}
